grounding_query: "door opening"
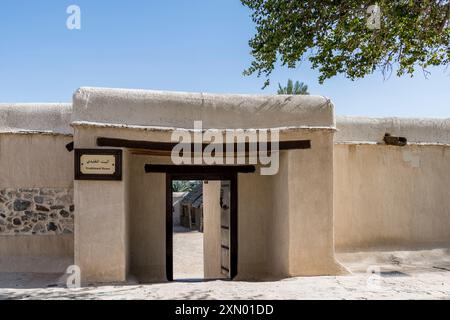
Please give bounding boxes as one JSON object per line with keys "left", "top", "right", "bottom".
{"left": 145, "top": 164, "right": 255, "bottom": 282}
{"left": 166, "top": 173, "right": 237, "bottom": 282}
{"left": 171, "top": 180, "right": 204, "bottom": 280}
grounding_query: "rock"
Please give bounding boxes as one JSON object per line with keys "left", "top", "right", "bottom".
{"left": 32, "top": 223, "right": 45, "bottom": 233}
{"left": 59, "top": 210, "right": 70, "bottom": 218}
{"left": 14, "top": 199, "right": 31, "bottom": 211}
{"left": 0, "top": 188, "right": 74, "bottom": 236}
{"left": 40, "top": 189, "right": 55, "bottom": 196}
{"left": 8, "top": 191, "right": 20, "bottom": 198}
{"left": 25, "top": 211, "right": 35, "bottom": 218}
{"left": 34, "top": 196, "right": 44, "bottom": 204}
{"left": 47, "top": 222, "right": 58, "bottom": 232}
{"left": 50, "top": 205, "right": 65, "bottom": 210}
{"left": 36, "top": 205, "right": 50, "bottom": 212}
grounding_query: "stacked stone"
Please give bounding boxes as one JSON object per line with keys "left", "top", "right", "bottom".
{"left": 0, "top": 188, "right": 74, "bottom": 235}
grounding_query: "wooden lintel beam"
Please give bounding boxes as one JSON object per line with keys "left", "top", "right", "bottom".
{"left": 97, "top": 137, "right": 311, "bottom": 152}
{"left": 145, "top": 164, "right": 256, "bottom": 174}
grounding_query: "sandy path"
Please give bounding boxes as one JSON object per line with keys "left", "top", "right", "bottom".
{"left": 1, "top": 230, "right": 450, "bottom": 300}
{"left": 173, "top": 226, "right": 204, "bottom": 280}
{"left": 1, "top": 269, "right": 449, "bottom": 300}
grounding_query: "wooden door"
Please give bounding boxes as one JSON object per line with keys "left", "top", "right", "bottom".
{"left": 220, "top": 180, "right": 231, "bottom": 277}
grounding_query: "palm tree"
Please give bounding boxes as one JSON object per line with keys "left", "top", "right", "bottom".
{"left": 277, "top": 79, "right": 309, "bottom": 95}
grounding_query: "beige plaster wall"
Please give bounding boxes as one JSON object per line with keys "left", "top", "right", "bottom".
{"left": 203, "top": 131, "right": 345, "bottom": 279}
{"left": 334, "top": 144, "right": 450, "bottom": 251}
{"left": 128, "top": 154, "right": 167, "bottom": 283}
{"left": 267, "top": 132, "right": 345, "bottom": 277}
{"left": 236, "top": 171, "right": 273, "bottom": 279}
{"left": 0, "top": 134, "right": 73, "bottom": 188}
{"left": 268, "top": 152, "right": 290, "bottom": 276}
{"left": 172, "top": 192, "right": 187, "bottom": 226}
{"left": 0, "top": 133, "right": 74, "bottom": 273}
{"left": 0, "top": 235, "right": 73, "bottom": 273}
{"left": 71, "top": 126, "right": 180, "bottom": 283}
{"left": 72, "top": 126, "right": 344, "bottom": 282}
{"left": 285, "top": 133, "right": 345, "bottom": 276}
{"left": 73, "top": 127, "right": 128, "bottom": 283}
{"left": 246, "top": 131, "right": 345, "bottom": 277}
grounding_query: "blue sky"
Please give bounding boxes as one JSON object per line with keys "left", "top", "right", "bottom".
{"left": 0, "top": 0, "right": 448, "bottom": 117}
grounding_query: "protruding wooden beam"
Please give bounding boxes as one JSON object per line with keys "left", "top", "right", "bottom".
{"left": 97, "top": 137, "right": 311, "bottom": 152}
{"left": 144, "top": 164, "right": 256, "bottom": 174}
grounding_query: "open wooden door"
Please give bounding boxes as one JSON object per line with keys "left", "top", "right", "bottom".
{"left": 220, "top": 180, "right": 231, "bottom": 277}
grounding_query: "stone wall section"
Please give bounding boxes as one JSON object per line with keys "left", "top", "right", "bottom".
{"left": 0, "top": 188, "right": 74, "bottom": 235}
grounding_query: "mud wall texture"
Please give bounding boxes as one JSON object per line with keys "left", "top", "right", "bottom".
{"left": 0, "top": 133, "right": 74, "bottom": 272}
{"left": 334, "top": 143, "right": 450, "bottom": 251}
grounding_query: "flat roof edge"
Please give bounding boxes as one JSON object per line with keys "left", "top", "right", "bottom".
{"left": 336, "top": 116, "right": 450, "bottom": 145}
{"left": 72, "top": 87, "right": 336, "bottom": 130}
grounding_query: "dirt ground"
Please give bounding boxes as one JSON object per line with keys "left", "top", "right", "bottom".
{"left": 1, "top": 229, "right": 449, "bottom": 300}
{"left": 173, "top": 226, "right": 204, "bottom": 280}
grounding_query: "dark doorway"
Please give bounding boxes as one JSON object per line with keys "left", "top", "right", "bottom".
{"left": 145, "top": 165, "right": 255, "bottom": 282}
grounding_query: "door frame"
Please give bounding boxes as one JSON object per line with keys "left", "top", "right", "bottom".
{"left": 166, "top": 172, "right": 237, "bottom": 281}
{"left": 146, "top": 164, "right": 254, "bottom": 282}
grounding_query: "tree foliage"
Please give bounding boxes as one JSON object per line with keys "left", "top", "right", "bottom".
{"left": 277, "top": 79, "right": 310, "bottom": 94}
{"left": 241, "top": 0, "right": 450, "bottom": 86}
{"left": 172, "top": 180, "right": 200, "bottom": 192}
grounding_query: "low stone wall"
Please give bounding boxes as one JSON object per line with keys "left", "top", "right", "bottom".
{"left": 0, "top": 188, "right": 74, "bottom": 235}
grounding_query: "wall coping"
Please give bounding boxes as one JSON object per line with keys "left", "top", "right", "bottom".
{"left": 336, "top": 116, "right": 450, "bottom": 145}
{"left": 1, "top": 94, "right": 449, "bottom": 146}
{"left": 0, "top": 103, "right": 72, "bottom": 135}
{"left": 72, "top": 87, "right": 336, "bottom": 130}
